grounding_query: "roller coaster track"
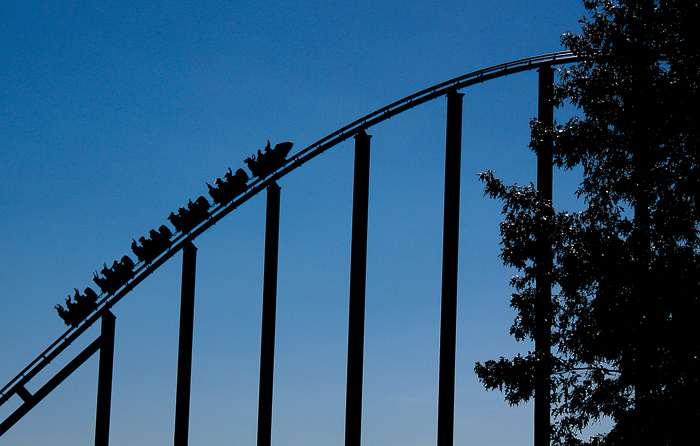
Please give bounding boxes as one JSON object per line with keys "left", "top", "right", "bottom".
{"left": 0, "top": 50, "right": 582, "bottom": 435}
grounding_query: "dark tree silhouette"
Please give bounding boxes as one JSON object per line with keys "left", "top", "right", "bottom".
{"left": 475, "top": 1, "right": 699, "bottom": 445}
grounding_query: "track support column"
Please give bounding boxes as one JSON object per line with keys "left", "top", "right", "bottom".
{"left": 345, "top": 130, "right": 371, "bottom": 446}
{"left": 535, "top": 66, "right": 554, "bottom": 446}
{"left": 174, "top": 241, "right": 197, "bottom": 446}
{"left": 257, "top": 182, "right": 281, "bottom": 446}
{"left": 437, "top": 90, "right": 463, "bottom": 446}
{"left": 95, "top": 310, "right": 116, "bottom": 446}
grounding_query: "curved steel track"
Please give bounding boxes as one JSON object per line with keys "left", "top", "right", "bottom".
{"left": 0, "top": 50, "right": 582, "bottom": 410}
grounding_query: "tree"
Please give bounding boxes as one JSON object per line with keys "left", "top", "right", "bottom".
{"left": 475, "top": 1, "right": 699, "bottom": 445}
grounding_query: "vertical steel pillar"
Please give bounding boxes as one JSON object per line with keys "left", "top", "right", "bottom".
{"left": 437, "top": 90, "right": 463, "bottom": 446}
{"left": 534, "top": 66, "right": 554, "bottom": 446}
{"left": 174, "top": 241, "right": 197, "bottom": 446}
{"left": 257, "top": 182, "right": 281, "bottom": 446}
{"left": 95, "top": 310, "right": 116, "bottom": 446}
{"left": 344, "top": 130, "right": 371, "bottom": 446}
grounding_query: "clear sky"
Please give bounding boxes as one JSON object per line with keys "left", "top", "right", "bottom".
{"left": 1, "top": 1, "right": 588, "bottom": 445}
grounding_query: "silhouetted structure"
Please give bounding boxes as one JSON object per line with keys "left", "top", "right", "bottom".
{"left": 0, "top": 52, "right": 589, "bottom": 446}
{"left": 344, "top": 130, "right": 371, "bottom": 446}
{"left": 95, "top": 311, "right": 116, "bottom": 446}
{"left": 437, "top": 91, "right": 463, "bottom": 446}
{"left": 257, "top": 183, "right": 281, "bottom": 446}
{"left": 174, "top": 242, "right": 197, "bottom": 446}
{"left": 534, "top": 66, "right": 554, "bottom": 446}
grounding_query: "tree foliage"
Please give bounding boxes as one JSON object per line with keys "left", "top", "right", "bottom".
{"left": 475, "top": 1, "right": 699, "bottom": 444}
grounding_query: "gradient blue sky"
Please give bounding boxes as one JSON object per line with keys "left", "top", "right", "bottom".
{"left": 1, "top": 1, "right": 590, "bottom": 445}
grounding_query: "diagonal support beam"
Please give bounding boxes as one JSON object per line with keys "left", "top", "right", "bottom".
{"left": 0, "top": 336, "right": 102, "bottom": 437}
{"left": 15, "top": 386, "right": 32, "bottom": 404}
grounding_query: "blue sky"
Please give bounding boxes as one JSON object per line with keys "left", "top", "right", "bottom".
{"left": 1, "top": 1, "right": 588, "bottom": 445}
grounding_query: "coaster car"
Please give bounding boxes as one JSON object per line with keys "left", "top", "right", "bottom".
{"left": 244, "top": 141, "right": 293, "bottom": 179}
{"left": 55, "top": 287, "right": 99, "bottom": 327}
{"left": 132, "top": 224, "right": 173, "bottom": 264}
{"left": 92, "top": 255, "right": 135, "bottom": 295}
{"left": 168, "top": 196, "right": 210, "bottom": 234}
{"left": 207, "top": 168, "right": 249, "bottom": 205}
